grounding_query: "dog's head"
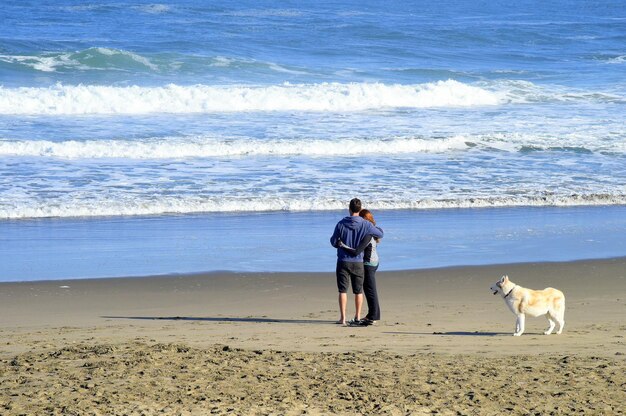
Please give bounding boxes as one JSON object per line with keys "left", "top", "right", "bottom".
{"left": 490, "top": 275, "right": 509, "bottom": 295}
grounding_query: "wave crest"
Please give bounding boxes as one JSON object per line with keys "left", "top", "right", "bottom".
{"left": 0, "top": 81, "right": 503, "bottom": 115}
{"left": 3, "top": 131, "right": 625, "bottom": 160}
{"left": 0, "top": 48, "right": 159, "bottom": 73}
{"left": 0, "top": 136, "right": 469, "bottom": 159}
{"left": 3, "top": 194, "right": 626, "bottom": 219}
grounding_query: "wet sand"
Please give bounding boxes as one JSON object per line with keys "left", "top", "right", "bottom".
{"left": 1, "top": 258, "right": 625, "bottom": 415}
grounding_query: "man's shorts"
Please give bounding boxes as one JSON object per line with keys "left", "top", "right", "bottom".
{"left": 336, "top": 261, "right": 364, "bottom": 294}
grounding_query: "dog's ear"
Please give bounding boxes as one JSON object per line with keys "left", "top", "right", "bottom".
{"left": 504, "top": 275, "right": 509, "bottom": 282}
{"left": 499, "top": 275, "right": 506, "bottom": 283}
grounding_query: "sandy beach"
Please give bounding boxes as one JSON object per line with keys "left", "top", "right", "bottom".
{"left": 1, "top": 258, "right": 625, "bottom": 415}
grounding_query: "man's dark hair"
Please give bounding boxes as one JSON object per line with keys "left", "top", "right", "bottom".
{"left": 349, "top": 198, "right": 362, "bottom": 214}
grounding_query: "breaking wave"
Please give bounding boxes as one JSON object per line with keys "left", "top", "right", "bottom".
{"left": 1, "top": 80, "right": 622, "bottom": 116}
{"left": 0, "top": 47, "right": 159, "bottom": 73}
{"left": 0, "top": 81, "right": 504, "bottom": 115}
{"left": 3, "top": 194, "right": 626, "bottom": 220}
{"left": 2, "top": 131, "right": 624, "bottom": 160}
{"left": 0, "top": 136, "right": 470, "bottom": 159}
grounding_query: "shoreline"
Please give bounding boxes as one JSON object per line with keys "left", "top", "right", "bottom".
{"left": 2, "top": 254, "right": 626, "bottom": 285}
{"left": 1, "top": 256, "right": 624, "bottom": 356}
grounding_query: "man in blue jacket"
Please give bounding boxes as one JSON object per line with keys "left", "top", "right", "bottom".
{"left": 330, "top": 198, "right": 384, "bottom": 326}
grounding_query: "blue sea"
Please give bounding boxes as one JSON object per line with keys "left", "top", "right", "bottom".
{"left": 1, "top": 1, "right": 626, "bottom": 281}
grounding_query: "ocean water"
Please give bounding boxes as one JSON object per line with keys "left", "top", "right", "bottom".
{"left": 2, "top": 206, "right": 626, "bottom": 281}
{"left": 1, "top": 1, "right": 625, "bottom": 280}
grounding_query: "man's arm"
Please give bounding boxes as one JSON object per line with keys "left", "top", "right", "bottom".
{"left": 330, "top": 224, "right": 341, "bottom": 248}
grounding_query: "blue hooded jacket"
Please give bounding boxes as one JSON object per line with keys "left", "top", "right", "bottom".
{"left": 330, "top": 216, "right": 384, "bottom": 262}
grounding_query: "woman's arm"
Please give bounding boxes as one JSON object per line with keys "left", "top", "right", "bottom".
{"left": 340, "top": 234, "right": 374, "bottom": 256}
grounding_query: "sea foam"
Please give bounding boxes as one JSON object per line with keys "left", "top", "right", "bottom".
{"left": 2, "top": 131, "right": 623, "bottom": 160}
{"left": 3, "top": 194, "right": 626, "bottom": 220}
{"left": 0, "top": 81, "right": 503, "bottom": 115}
{"left": 0, "top": 136, "right": 470, "bottom": 159}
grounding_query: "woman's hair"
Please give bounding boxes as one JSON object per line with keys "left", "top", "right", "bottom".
{"left": 359, "top": 209, "right": 375, "bottom": 225}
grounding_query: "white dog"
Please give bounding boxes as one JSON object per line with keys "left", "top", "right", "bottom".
{"left": 490, "top": 275, "right": 565, "bottom": 336}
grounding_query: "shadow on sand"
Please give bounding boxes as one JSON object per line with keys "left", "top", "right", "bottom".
{"left": 384, "top": 331, "right": 508, "bottom": 336}
{"left": 101, "top": 316, "right": 332, "bottom": 325}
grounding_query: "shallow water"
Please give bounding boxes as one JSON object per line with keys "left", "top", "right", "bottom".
{"left": 2, "top": 206, "right": 626, "bottom": 281}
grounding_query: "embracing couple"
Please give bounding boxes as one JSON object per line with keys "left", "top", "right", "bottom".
{"left": 330, "top": 198, "right": 383, "bottom": 327}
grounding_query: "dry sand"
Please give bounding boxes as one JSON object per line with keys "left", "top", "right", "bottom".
{"left": 1, "top": 258, "right": 625, "bottom": 415}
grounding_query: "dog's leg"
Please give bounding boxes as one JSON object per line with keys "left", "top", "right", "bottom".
{"left": 556, "top": 313, "right": 565, "bottom": 335}
{"left": 514, "top": 314, "right": 525, "bottom": 336}
{"left": 555, "top": 298, "right": 565, "bottom": 334}
{"left": 544, "top": 314, "right": 556, "bottom": 335}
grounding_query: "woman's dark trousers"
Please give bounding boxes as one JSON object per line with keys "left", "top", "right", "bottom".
{"left": 363, "top": 264, "right": 380, "bottom": 321}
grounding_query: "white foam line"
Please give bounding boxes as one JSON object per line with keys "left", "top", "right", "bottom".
{"left": 2, "top": 194, "right": 626, "bottom": 220}
{"left": 0, "top": 80, "right": 504, "bottom": 115}
{"left": 3, "top": 130, "right": 624, "bottom": 160}
{"left": 0, "top": 136, "right": 469, "bottom": 159}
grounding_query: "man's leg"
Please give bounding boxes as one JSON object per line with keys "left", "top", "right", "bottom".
{"left": 354, "top": 293, "right": 363, "bottom": 320}
{"left": 338, "top": 292, "right": 347, "bottom": 324}
{"left": 336, "top": 262, "right": 350, "bottom": 324}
